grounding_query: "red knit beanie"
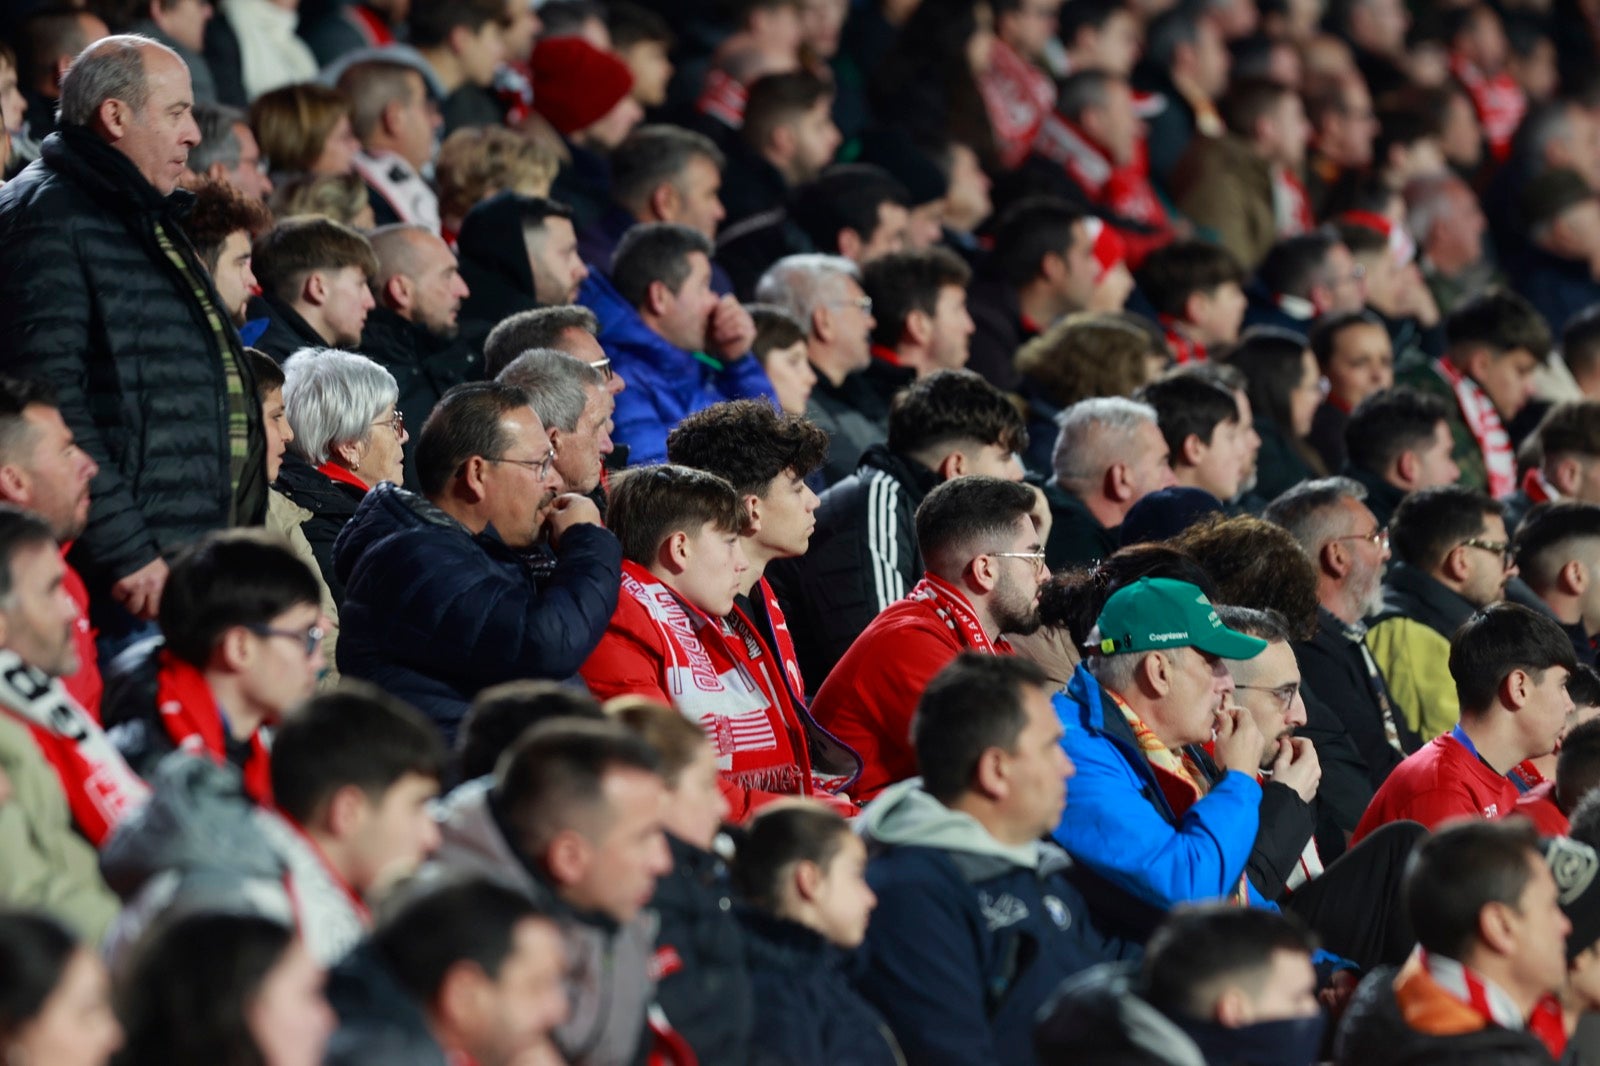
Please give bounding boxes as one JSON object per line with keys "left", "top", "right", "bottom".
{"left": 531, "top": 37, "right": 636, "bottom": 137}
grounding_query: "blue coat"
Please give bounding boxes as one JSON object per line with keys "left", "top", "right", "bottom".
{"left": 333, "top": 483, "right": 621, "bottom": 742}
{"left": 1053, "top": 665, "right": 1267, "bottom": 909}
{"left": 579, "top": 271, "right": 777, "bottom": 466}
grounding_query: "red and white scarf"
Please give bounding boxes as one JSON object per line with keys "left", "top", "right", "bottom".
{"left": 978, "top": 38, "right": 1056, "bottom": 170}
{"left": 157, "top": 650, "right": 274, "bottom": 807}
{"left": 696, "top": 68, "right": 748, "bottom": 130}
{"left": 1160, "top": 318, "right": 1208, "bottom": 364}
{"left": 1415, "top": 949, "right": 1568, "bottom": 1056}
{"left": 0, "top": 648, "right": 147, "bottom": 846}
{"left": 1435, "top": 358, "right": 1516, "bottom": 498}
{"left": 905, "top": 573, "right": 1014, "bottom": 656}
{"left": 1522, "top": 467, "right": 1559, "bottom": 507}
{"left": 1272, "top": 165, "right": 1314, "bottom": 236}
{"left": 1451, "top": 53, "right": 1525, "bottom": 163}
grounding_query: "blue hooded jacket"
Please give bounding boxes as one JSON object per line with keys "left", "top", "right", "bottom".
{"left": 578, "top": 270, "right": 777, "bottom": 466}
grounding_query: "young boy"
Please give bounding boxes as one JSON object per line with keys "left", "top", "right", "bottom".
{"left": 1135, "top": 239, "right": 1248, "bottom": 363}
{"left": 1135, "top": 374, "right": 1251, "bottom": 503}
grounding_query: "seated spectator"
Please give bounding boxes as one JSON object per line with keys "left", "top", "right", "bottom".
{"left": 0, "top": 911, "right": 122, "bottom": 1064}
{"left": 811, "top": 476, "right": 1045, "bottom": 800}
{"left": 459, "top": 197, "right": 589, "bottom": 349}
{"left": 102, "top": 531, "right": 325, "bottom": 802}
{"left": 1013, "top": 312, "right": 1168, "bottom": 479}
{"left": 1137, "top": 4, "right": 1230, "bottom": 188}
{"left": 1395, "top": 287, "right": 1549, "bottom": 497}
{"left": 336, "top": 382, "right": 620, "bottom": 742}
{"left": 1036, "top": 906, "right": 1325, "bottom": 1066}
{"left": 1224, "top": 327, "right": 1327, "bottom": 500}
{"left": 1508, "top": 402, "right": 1600, "bottom": 531}
{"left": 248, "top": 82, "right": 359, "bottom": 183}
{"left": 1306, "top": 310, "right": 1394, "bottom": 473}
{"left": 718, "top": 70, "right": 840, "bottom": 226}
{"left": 297, "top": 0, "right": 405, "bottom": 65}
{"left": 755, "top": 254, "right": 880, "bottom": 484}
{"left": 410, "top": 0, "right": 509, "bottom": 136}
{"left": 746, "top": 304, "right": 815, "bottom": 415}
{"left": 769, "top": 370, "right": 1026, "bottom": 690}
{"left": 1514, "top": 168, "right": 1600, "bottom": 338}
{"left": 187, "top": 102, "right": 271, "bottom": 199}
{"left": 532, "top": 36, "right": 644, "bottom": 233}
{"left": 123, "top": 919, "right": 334, "bottom": 1063}
{"left": 269, "top": 173, "right": 377, "bottom": 230}
{"left": 434, "top": 125, "right": 559, "bottom": 242}
{"left": 1137, "top": 239, "right": 1248, "bottom": 364}
{"left": 730, "top": 800, "right": 899, "bottom": 1065}
{"left": 248, "top": 218, "right": 379, "bottom": 362}
{"left": 1516, "top": 502, "right": 1600, "bottom": 666}
{"left": 1356, "top": 602, "right": 1575, "bottom": 841}
{"left": 1343, "top": 386, "right": 1462, "bottom": 527}
{"left": 1333, "top": 215, "right": 1444, "bottom": 371}
{"left": 324, "top": 877, "right": 570, "bottom": 1066}
{"left": 974, "top": 0, "right": 1057, "bottom": 171}
{"left": 1305, "top": 72, "right": 1377, "bottom": 215}
{"left": 859, "top": 248, "right": 973, "bottom": 387}
{"left": 482, "top": 306, "right": 621, "bottom": 399}
{"left": 1405, "top": 171, "right": 1498, "bottom": 318}
{"left": 495, "top": 350, "right": 615, "bottom": 497}
{"left": 1335, "top": 821, "right": 1569, "bottom": 1064}
{"left": 434, "top": 719, "right": 670, "bottom": 1066}
{"left": 455, "top": 680, "right": 603, "bottom": 783}
{"left": 1173, "top": 78, "right": 1312, "bottom": 272}
{"left": 1136, "top": 374, "right": 1250, "bottom": 505}
{"left": 581, "top": 124, "right": 727, "bottom": 283}
{"left": 966, "top": 197, "right": 1096, "bottom": 391}
{"left": 1563, "top": 308, "right": 1600, "bottom": 400}
{"left": 1519, "top": 698, "right": 1600, "bottom": 834}
{"left": 581, "top": 223, "right": 772, "bottom": 466}
{"left": 1542, "top": 834, "right": 1600, "bottom": 1057}
{"left": 857, "top": 653, "right": 1135, "bottom": 1066}
{"left": 337, "top": 58, "right": 444, "bottom": 232}
{"left": 1044, "top": 397, "right": 1176, "bottom": 570}
{"left": 610, "top": 699, "right": 753, "bottom": 1066}
{"left": 1244, "top": 233, "right": 1366, "bottom": 340}
{"left": 1368, "top": 487, "right": 1517, "bottom": 740}
{"left": 276, "top": 348, "right": 407, "bottom": 605}
{"left": 608, "top": 2, "right": 675, "bottom": 109}
{"left": 175, "top": 177, "right": 272, "bottom": 330}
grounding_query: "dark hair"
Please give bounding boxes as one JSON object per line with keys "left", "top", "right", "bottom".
{"left": 1219, "top": 77, "right": 1296, "bottom": 140}
{"left": 1450, "top": 602, "right": 1577, "bottom": 715}
{"left": 372, "top": 877, "right": 550, "bottom": 1005}
{"left": 1212, "top": 604, "right": 1295, "bottom": 643}
{"left": 1136, "top": 240, "right": 1247, "bottom": 319}
{"left": 731, "top": 800, "right": 853, "bottom": 910}
{"left": 1558, "top": 716, "right": 1600, "bottom": 813}
{"left": 1534, "top": 401, "right": 1600, "bottom": 461}
{"left": 1055, "top": 69, "right": 1118, "bottom": 125}
{"left": 494, "top": 718, "right": 663, "bottom": 858}
{"left": 1563, "top": 306, "right": 1600, "bottom": 382}
{"left": 1345, "top": 386, "right": 1454, "bottom": 475}
{"left": 914, "top": 475, "right": 1039, "bottom": 571}
{"left": 270, "top": 682, "right": 446, "bottom": 825}
{"left": 1572, "top": 786, "right": 1600, "bottom": 851}
{"left": 407, "top": 0, "right": 508, "bottom": 47}
{"left": 1257, "top": 232, "right": 1339, "bottom": 301}
{"left": 0, "top": 377, "right": 60, "bottom": 468}
{"left": 252, "top": 217, "right": 378, "bottom": 304}
{"left": 116, "top": 912, "right": 294, "bottom": 1066}
{"left": 0, "top": 910, "right": 77, "bottom": 1045}
{"left": 860, "top": 248, "right": 972, "bottom": 348}
{"left": 607, "top": 698, "right": 711, "bottom": 784}
{"left": 415, "top": 381, "right": 531, "bottom": 498}
{"left": 748, "top": 304, "right": 807, "bottom": 361}
{"left": 1445, "top": 287, "right": 1552, "bottom": 362}
{"left": 1145, "top": 2, "right": 1205, "bottom": 69}
{"left": 611, "top": 223, "right": 713, "bottom": 310}
{"left": 1016, "top": 313, "right": 1167, "bottom": 408}
{"left": 178, "top": 179, "right": 273, "bottom": 274}
{"left": 1042, "top": 544, "right": 1222, "bottom": 648}
{"left": 1141, "top": 905, "right": 1317, "bottom": 1020}
{"left": 1220, "top": 327, "right": 1311, "bottom": 437}
{"left": 666, "top": 400, "right": 829, "bottom": 498}
{"left": 158, "top": 531, "right": 322, "bottom": 667}
{"left": 611, "top": 125, "right": 725, "bottom": 216}
{"left": 1135, "top": 375, "right": 1239, "bottom": 457}
{"left": 1405, "top": 820, "right": 1543, "bottom": 960}
{"left": 742, "top": 71, "right": 833, "bottom": 153}
{"left": 888, "top": 369, "right": 1028, "bottom": 458}
{"left": 1573, "top": 663, "right": 1600, "bottom": 708}
{"left": 458, "top": 681, "right": 605, "bottom": 782}
{"left": 869, "top": 0, "right": 997, "bottom": 166}
{"left": 482, "top": 306, "right": 599, "bottom": 380}
{"left": 1170, "top": 515, "right": 1320, "bottom": 639}
{"left": 913, "top": 653, "right": 1050, "bottom": 803}
{"left": 1308, "top": 309, "right": 1387, "bottom": 371}
{"left": 538, "top": 0, "right": 607, "bottom": 35}
{"left": 1059, "top": 0, "right": 1129, "bottom": 41}
{"left": 791, "top": 165, "right": 910, "bottom": 257}
{"left": 988, "top": 197, "right": 1086, "bottom": 288}
{"left": 1514, "top": 502, "right": 1600, "bottom": 589}
{"left": 606, "top": 464, "right": 744, "bottom": 565}
{"left": 243, "top": 349, "right": 285, "bottom": 398}
{"left": 609, "top": 0, "right": 676, "bottom": 47}
{"left": 1389, "top": 486, "right": 1502, "bottom": 571}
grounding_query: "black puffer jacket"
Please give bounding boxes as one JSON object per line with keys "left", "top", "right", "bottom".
{"left": 0, "top": 127, "right": 267, "bottom": 587}
{"left": 651, "top": 835, "right": 753, "bottom": 1066}
{"left": 357, "top": 306, "right": 479, "bottom": 488}
{"left": 275, "top": 452, "right": 367, "bottom": 608}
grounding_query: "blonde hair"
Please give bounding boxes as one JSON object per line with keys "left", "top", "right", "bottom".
{"left": 250, "top": 83, "right": 352, "bottom": 174}
{"left": 435, "top": 126, "right": 560, "bottom": 230}
{"left": 1015, "top": 311, "right": 1163, "bottom": 408}
{"left": 269, "top": 173, "right": 372, "bottom": 230}
{"left": 605, "top": 697, "right": 709, "bottom": 786}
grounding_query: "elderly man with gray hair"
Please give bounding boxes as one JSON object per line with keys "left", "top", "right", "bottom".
{"left": 0, "top": 33, "right": 267, "bottom": 640}
{"left": 756, "top": 252, "right": 883, "bottom": 484}
{"left": 187, "top": 102, "right": 272, "bottom": 199}
{"left": 1043, "top": 396, "right": 1176, "bottom": 570}
{"left": 495, "top": 349, "right": 615, "bottom": 498}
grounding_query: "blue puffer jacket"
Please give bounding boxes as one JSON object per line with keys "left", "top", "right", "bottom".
{"left": 1053, "top": 664, "right": 1267, "bottom": 909}
{"left": 333, "top": 483, "right": 621, "bottom": 742}
{"left": 578, "top": 271, "right": 776, "bottom": 466}
{"left": 855, "top": 782, "right": 1140, "bottom": 1066}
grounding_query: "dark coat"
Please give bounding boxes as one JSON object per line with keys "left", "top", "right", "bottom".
{"left": 1042, "top": 481, "right": 1119, "bottom": 572}
{"left": 1334, "top": 965, "right": 1554, "bottom": 1066}
{"left": 1252, "top": 417, "right": 1322, "bottom": 505}
{"left": 807, "top": 368, "right": 892, "bottom": 487}
{"left": 323, "top": 942, "right": 450, "bottom": 1066}
{"left": 356, "top": 306, "right": 479, "bottom": 488}
{"left": 651, "top": 836, "right": 753, "bottom": 1066}
{"left": 965, "top": 277, "right": 1032, "bottom": 392}
{"left": 1512, "top": 243, "right": 1600, "bottom": 334}
{"left": 333, "top": 483, "right": 622, "bottom": 742}
{"left": 456, "top": 193, "right": 546, "bottom": 343}
{"left": 274, "top": 452, "right": 367, "bottom": 608}
{"left": 101, "top": 638, "right": 253, "bottom": 781}
{"left": 246, "top": 293, "right": 330, "bottom": 364}
{"left": 1345, "top": 463, "right": 1407, "bottom": 530}
{"left": 549, "top": 140, "right": 615, "bottom": 234}
{"left": 0, "top": 126, "right": 267, "bottom": 588}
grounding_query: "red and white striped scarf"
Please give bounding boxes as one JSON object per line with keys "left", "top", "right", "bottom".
{"left": 1435, "top": 358, "right": 1516, "bottom": 498}
{"left": 905, "top": 573, "right": 1013, "bottom": 656}
{"left": 978, "top": 38, "right": 1056, "bottom": 170}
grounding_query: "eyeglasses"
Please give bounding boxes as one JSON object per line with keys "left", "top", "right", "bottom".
{"left": 1460, "top": 537, "right": 1514, "bottom": 568}
{"left": 588, "top": 357, "right": 614, "bottom": 383}
{"left": 1333, "top": 527, "right": 1388, "bottom": 550}
{"left": 990, "top": 550, "right": 1048, "bottom": 572}
{"left": 834, "top": 296, "right": 873, "bottom": 315}
{"left": 244, "top": 623, "right": 325, "bottom": 657}
{"left": 372, "top": 408, "right": 405, "bottom": 436}
{"left": 488, "top": 446, "right": 558, "bottom": 480}
{"left": 1234, "top": 682, "right": 1300, "bottom": 711}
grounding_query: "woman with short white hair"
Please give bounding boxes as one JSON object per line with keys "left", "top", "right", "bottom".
{"left": 275, "top": 347, "right": 409, "bottom": 605}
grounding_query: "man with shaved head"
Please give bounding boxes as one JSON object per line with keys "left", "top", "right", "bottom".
{"left": 0, "top": 34, "right": 267, "bottom": 642}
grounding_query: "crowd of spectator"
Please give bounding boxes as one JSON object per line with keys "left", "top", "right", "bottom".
{"left": 14, "top": 0, "right": 1600, "bottom": 1062}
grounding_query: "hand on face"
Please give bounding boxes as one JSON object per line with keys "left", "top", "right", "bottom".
{"left": 707, "top": 295, "right": 756, "bottom": 361}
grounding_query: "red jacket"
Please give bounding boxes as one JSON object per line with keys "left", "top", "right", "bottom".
{"left": 1352, "top": 732, "right": 1520, "bottom": 843}
{"left": 60, "top": 547, "right": 101, "bottom": 720}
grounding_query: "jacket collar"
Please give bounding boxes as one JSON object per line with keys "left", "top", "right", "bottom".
{"left": 857, "top": 443, "right": 943, "bottom": 498}
{"left": 42, "top": 125, "right": 189, "bottom": 216}
{"left": 1376, "top": 561, "right": 1480, "bottom": 636}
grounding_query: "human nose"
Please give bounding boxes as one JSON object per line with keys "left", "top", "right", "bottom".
{"left": 803, "top": 485, "right": 820, "bottom": 512}
{"left": 1288, "top": 693, "right": 1308, "bottom": 729}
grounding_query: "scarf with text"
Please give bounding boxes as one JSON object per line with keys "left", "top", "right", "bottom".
{"left": 1435, "top": 357, "right": 1516, "bottom": 498}
{"left": 1450, "top": 53, "right": 1526, "bottom": 162}
{"left": 156, "top": 650, "right": 274, "bottom": 807}
{"left": 977, "top": 38, "right": 1056, "bottom": 169}
{"left": 905, "top": 573, "right": 1013, "bottom": 656}
{"left": 0, "top": 648, "right": 147, "bottom": 845}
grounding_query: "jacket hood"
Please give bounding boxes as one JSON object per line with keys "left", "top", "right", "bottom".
{"left": 333, "top": 481, "right": 463, "bottom": 586}
{"left": 456, "top": 191, "right": 539, "bottom": 300}
{"left": 431, "top": 777, "right": 548, "bottom": 902}
{"left": 1034, "top": 962, "right": 1207, "bottom": 1066}
{"left": 858, "top": 779, "right": 1070, "bottom": 876}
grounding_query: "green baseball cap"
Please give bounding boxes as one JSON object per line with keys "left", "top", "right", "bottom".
{"left": 1087, "top": 577, "right": 1268, "bottom": 660}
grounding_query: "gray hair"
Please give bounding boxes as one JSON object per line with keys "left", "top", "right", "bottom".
{"left": 1085, "top": 650, "right": 1147, "bottom": 695}
{"left": 282, "top": 347, "right": 400, "bottom": 465}
{"left": 1262, "top": 476, "right": 1368, "bottom": 555}
{"left": 754, "top": 254, "right": 859, "bottom": 333}
{"left": 612, "top": 124, "right": 726, "bottom": 215}
{"left": 1403, "top": 173, "right": 1468, "bottom": 246}
{"left": 189, "top": 102, "right": 246, "bottom": 172}
{"left": 1212, "top": 604, "right": 1294, "bottom": 643}
{"left": 58, "top": 34, "right": 175, "bottom": 128}
{"left": 1051, "top": 397, "right": 1160, "bottom": 489}
{"left": 482, "top": 305, "right": 600, "bottom": 379}
{"left": 495, "top": 348, "right": 605, "bottom": 432}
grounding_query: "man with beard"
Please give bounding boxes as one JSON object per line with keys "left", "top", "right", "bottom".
{"left": 810, "top": 476, "right": 1048, "bottom": 802}
{"left": 333, "top": 381, "right": 622, "bottom": 743}
{"left": 174, "top": 178, "right": 271, "bottom": 332}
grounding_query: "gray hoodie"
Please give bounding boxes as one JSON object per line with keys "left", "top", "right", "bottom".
{"left": 859, "top": 777, "right": 1074, "bottom": 878}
